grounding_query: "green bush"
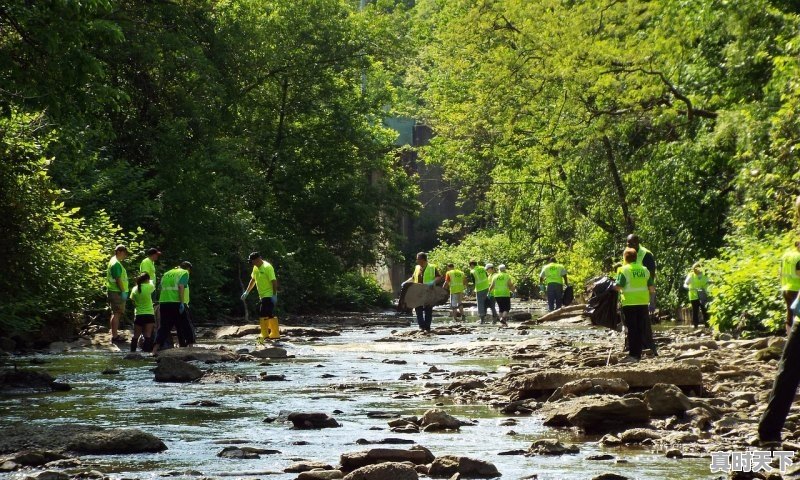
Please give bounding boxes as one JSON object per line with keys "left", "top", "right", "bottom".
{"left": 327, "top": 272, "right": 392, "bottom": 311}
{"left": 705, "top": 232, "right": 790, "bottom": 334}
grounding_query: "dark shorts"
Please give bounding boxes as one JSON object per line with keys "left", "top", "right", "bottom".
{"left": 107, "top": 292, "right": 126, "bottom": 314}
{"left": 496, "top": 297, "right": 511, "bottom": 313}
{"left": 259, "top": 297, "right": 275, "bottom": 318}
{"left": 134, "top": 314, "right": 156, "bottom": 326}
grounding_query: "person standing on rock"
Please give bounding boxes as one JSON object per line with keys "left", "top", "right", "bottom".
{"left": 625, "top": 234, "right": 657, "bottom": 314}
{"left": 153, "top": 261, "right": 194, "bottom": 355}
{"left": 489, "top": 264, "right": 514, "bottom": 327}
{"left": 403, "top": 252, "right": 441, "bottom": 332}
{"left": 615, "top": 248, "right": 655, "bottom": 363}
{"left": 130, "top": 272, "right": 156, "bottom": 352}
{"left": 443, "top": 263, "right": 467, "bottom": 321}
{"left": 779, "top": 240, "right": 800, "bottom": 335}
{"left": 485, "top": 263, "right": 500, "bottom": 323}
{"left": 241, "top": 252, "right": 279, "bottom": 343}
{"left": 539, "top": 257, "right": 568, "bottom": 312}
{"left": 106, "top": 244, "right": 129, "bottom": 343}
{"left": 683, "top": 262, "right": 710, "bottom": 328}
{"left": 470, "top": 260, "right": 491, "bottom": 324}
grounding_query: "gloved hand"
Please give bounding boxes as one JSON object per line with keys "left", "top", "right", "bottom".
{"left": 121, "top": 291, "right": 129, "bottom": 301}
{"left": 271, "top": 294, "right": 277, "bottom": 306}
{"left": 425, "top": 281, "right": 435, "bottom": 287}
{"left": 179, "top": 303, "right": 186, "bottom": 314}
{"left": 240, "top": 291, "right": 249, "bottom": 301}
{"left": 539, "top": 285, "right": 545, "bottom": 294}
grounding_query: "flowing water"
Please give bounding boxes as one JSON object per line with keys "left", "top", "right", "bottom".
{"left": 1, "top": 313, "right": 719, "bottom": 479}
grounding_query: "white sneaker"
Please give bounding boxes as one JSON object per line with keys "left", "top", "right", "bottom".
{"left": 619, "top": 356, "right": 639, "bottom": 364}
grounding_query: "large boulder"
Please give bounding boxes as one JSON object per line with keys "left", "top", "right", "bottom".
{"left": 157, "top": 347, "right": 239, "bottom": 362}
{"left": 340, "top": 448, "right": 431, "bottom": 472}
{"left": 342, "top": 462, "right": 418, "bottom": 480}
{"left": 288, "top": 412, "right": 341, "bottom": 429}
{"left": 0, "top": 369, "right": 70, "bottom": 393}
{"left": 419, "top": 408, "right": 469, "bottom": 430}
{"left": 428, "top": 455, "right": 500, "bottom": 478}
{"left": 548, "top": 378, "right": 629, "bottom": 402}
{"left": 153, "top": 357, "right": 203, "bottom": 383}
{"left": 542, "top": 396, "right": 650, "bottom": 433}
{"left": 499, "top": 364, "right": 702, "bottom": 400}
{"left": 66, "top": 429, "right": 167, "bottom": 454}
{"left": 527, "top": 439, "right": 579, "bottom": 455}
{"left": 643, "top": 384, "right": 692, "bottom": 416}
{"left": 250, "top": 347, "right": 289, "bottom": 359}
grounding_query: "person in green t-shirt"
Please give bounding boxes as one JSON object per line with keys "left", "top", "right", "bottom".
{"left": 106, "top": 244, "right": 129, "bottom": 343}
{"left": 470, "top": 260, "right": 491, "bottom": 324}
{"left": 683, "top": 262, "right": 710, "bottom": 328}
{"left": 241, "top": 252, "right": 279, "bottom": 342}
{"left": 489, "top": 264, "right": 515, "bottom": 327}
{"left": 130, "top": 272, "right": 156, "bottom": 352}
{"left": 139, "top": 248, "right": 161, "bottom": 284}
{"left": 539, "top": 257, "right": 568, "bottom": 312}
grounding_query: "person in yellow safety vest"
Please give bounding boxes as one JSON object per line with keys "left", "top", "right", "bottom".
{"left": 106, "top": 244, "right": 129, "bottom": 343}
{"left": 779, "top": 241, "right": 800, "bottom": 335}
{"left": 139, "top": 248, "right": 161, "bottom": 284}
{"left": 615, "top": 248, "right": 656, "bottom": 363}
{"left": 683, "top": 262, "right": 710, "bottom": 328}
{"left": 403, "top": 252, "right": 442, "bottom": 332}
{"left": 469, "top": 260, "right": 491, "bottom": 324}
{"left": 443, "top": 263, "right": 468, "bottom": 321}
{"left": 152, "top": 261, "right": 194, "bottom": 355}
{"left": 539, "top": 257, "right": 568, "bottom": 312}
{"left": 241, "top": 252, "right": 280, "bottom": 343}
{"left": 484, "top": 263, "right": 500, "bottom": 323}
{"left": 489, "top": 264, "right": 515, "bottom": 327}
{"left": 130, "top": 272, "right": 156, "bottom": 352}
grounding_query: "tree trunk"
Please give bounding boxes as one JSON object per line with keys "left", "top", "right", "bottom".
{"left": 602, "top": 135, "right": 635, "bottom": 234}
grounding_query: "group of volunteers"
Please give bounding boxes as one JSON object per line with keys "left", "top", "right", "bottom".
{"left": 105, "top": 246, "right": 280, "bottom": 353}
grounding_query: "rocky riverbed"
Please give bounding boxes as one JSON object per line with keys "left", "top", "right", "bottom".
{"left": 0, "top": 303, "right": 795, "bottom": 479}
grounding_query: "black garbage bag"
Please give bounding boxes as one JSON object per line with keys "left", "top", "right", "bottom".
{"left": 584, "top": 276, "right": 621, "bottom": 331}
{"left": 562, "top": 285, "right": 574, "bottom": 306}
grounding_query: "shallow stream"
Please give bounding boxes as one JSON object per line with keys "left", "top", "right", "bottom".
{"left": 1, "top": 313, "right": 718, "bottom": 479}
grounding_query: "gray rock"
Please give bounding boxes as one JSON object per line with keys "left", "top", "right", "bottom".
{"left": 157, "top": 347, "right": 239, "bottom": 362}
{"left": 153, "top": 357, "right": 203, "bottom": 383}
{"left": 644, "top": 383, "right": 692, "bottom": 417}
{"left": 618, "top": 428, "right": 662, "bottom": 443}
{"left": 0, "top": 369, "right": 70, "bottom": 393}
{"left": 32, "top": 471, "right": 70, "bottom": 480}
{"left": 548, "top": 378, "right": 629, "bottom": 401}
{"left": 298, "top": 471, "right": 344, "bottom": 480}
{"left": 250, "top": 347, "right": 288, "bottom": 359}
{"left": 288, "top": 412, "right": 341, "bottom": 429}
{"left": 285, "top": 461, "right": 335, "bottom": 473}
{"left": 592, "top": 474, "right": 628, "bottom": 480}
{"left": 543, "top": 396, "right": 651, "bottom": 433}
{"left": 527, "top": 439, "right": 579, "bottom": 455}
{"left": 340, "top": 448, "right": 431, "bottom": 471}
{"left": 216, "top": 446, "right": 280, "bottom": 459}
{"left": 420, "top": 408, "right": 469, "bottom": 430}
{"left": 66, "top": 428, "right": 168, "bottom": 454}
{"left": 8, "top": 450, "right": 67, "bottom": 466}
{"left": 428, "top": 455, "right": 500, "bottom": 478}
{"left": 342, "top": 462, "right": 418, "bottom": 480}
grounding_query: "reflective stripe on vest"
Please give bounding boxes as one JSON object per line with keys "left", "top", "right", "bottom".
{"left": 781, "top": 250, "right": 800, "bottom": 292}
{"left": 620, "top": 264, "right": 650, "bottom": 306}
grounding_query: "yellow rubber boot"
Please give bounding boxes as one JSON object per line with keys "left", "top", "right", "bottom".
{"left": 267, "top": 317, "right": 280, "bottom": 339}
{"left": 258, "top": 317, "right": 269, "bottom": 344}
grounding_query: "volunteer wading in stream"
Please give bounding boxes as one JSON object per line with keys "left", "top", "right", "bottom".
{"left": 489, "top": 264, "right": 514, "bottom": 327}
{"left": 152, "top": 261, "right": 194, "bottom": 355}
{"left": 241, "top": 252, "right": 280, "bottom": 343}
{"left": 402, "top": 252, "right": 442, "bottom": 332}
{"left": 106, "top": 244, "right": 129, "bottom": 344}
{"left": 443, "top": 263, "right": 467, "bottom": 321}
{"left": 615, "top": 248, "right": 656, "bottom": 363}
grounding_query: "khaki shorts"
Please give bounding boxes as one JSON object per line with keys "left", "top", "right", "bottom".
{"left": 107, "top": 292, "right": 126, "bottom": 315}
{"left": 450, "top": 293, "right": 464, "bottom": 308}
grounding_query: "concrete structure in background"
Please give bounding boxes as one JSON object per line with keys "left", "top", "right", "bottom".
{"left": 369, "top": 117, "right": 460, "bottom": 295}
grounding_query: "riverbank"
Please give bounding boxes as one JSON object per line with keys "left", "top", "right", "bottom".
{"left": 0, "top": 301, "right": 794, "bottom": 479}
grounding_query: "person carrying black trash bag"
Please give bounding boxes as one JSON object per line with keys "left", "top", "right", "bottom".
{"left": 615, "top": 248, "right": 655, "bottom": 363}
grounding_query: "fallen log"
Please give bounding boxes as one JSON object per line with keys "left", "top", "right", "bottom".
{"left": 534, "top": 304, "right": 587, "bottom": 323}
{"left": 496, "top": 364, "right": 702, "bottom": 400}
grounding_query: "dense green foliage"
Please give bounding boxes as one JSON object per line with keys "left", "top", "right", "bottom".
{"left": 0, "top": 0, "right": 416, "bottom": 334}
{"left": 404, "top": 0, "right": 800, "bottom": 331}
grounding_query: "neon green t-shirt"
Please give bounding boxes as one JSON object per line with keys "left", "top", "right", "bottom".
{"left": 252, "top": 262, "right": 276, "bottom": 298}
